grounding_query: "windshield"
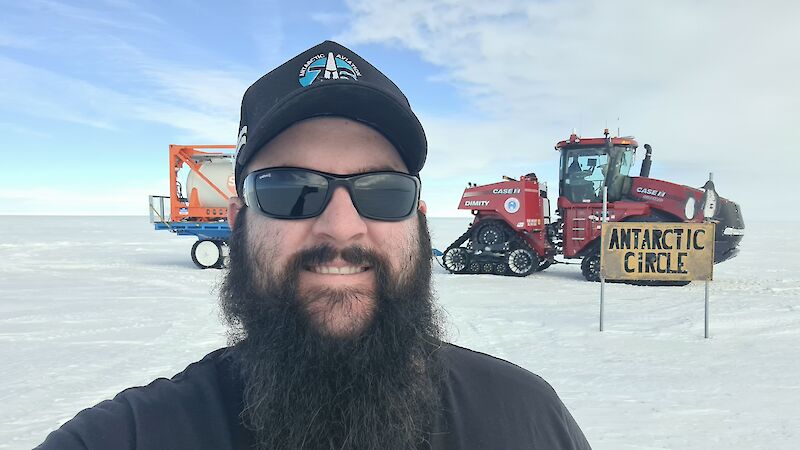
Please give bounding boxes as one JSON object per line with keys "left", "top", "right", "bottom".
{"left": 560, "top": 147, "right": 609, "bottom": 203}
{"left": 605, "top": 146, "right": 635, "bottom": 200}
{"left": 560, "top": 145, "right": 636, "bottom": 203}
{"left": 617, "top": 146, "right": 635, "bottom": 177}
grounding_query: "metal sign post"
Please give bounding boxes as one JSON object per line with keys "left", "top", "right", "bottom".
{"left": 704, "top": 172, "right": 714, "bottom": 339}
{"left": 704, "top": 280, "right": 710, "bottom": 339}
{"left": 600, "top": 187, "right": 607, "bottom": 332}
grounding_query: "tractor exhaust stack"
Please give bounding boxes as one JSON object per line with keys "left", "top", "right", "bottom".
{"left": 640, "top": 144, "right": 653, "bottom": 177}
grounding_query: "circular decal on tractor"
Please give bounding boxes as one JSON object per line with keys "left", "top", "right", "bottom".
{"left": 504, "top": 197, "right": 520, "bottom": 214}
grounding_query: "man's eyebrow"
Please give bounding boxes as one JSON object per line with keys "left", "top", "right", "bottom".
{"left": 265, "top": 164, "right": 405, "bottom": 172}
{"left": 358, "top": 165, "right": 406, "bottom": 173}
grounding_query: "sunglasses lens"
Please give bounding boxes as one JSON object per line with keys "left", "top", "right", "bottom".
{"left": 248, "top": 169, "right": 419, "bottom": 220}
{"left": 353, "top": 173, "right": 418, "bottom": 220}
{"left": 254, "top": 170, "right": 328, "bottom": 218}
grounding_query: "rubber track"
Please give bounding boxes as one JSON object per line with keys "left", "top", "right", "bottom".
{"left": 446, "top": 225, "right": 473, "bottom": 251}
{"left": 445, "top": 221, "right": 539, "bottom": 275}
{"left": 475, "top": 222, "right": 534, "bottom": 275}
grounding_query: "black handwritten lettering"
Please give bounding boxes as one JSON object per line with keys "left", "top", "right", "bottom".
{"left": 631, "top": 228, "right": 641, "bottom": 247}
{"left": 641, "top": 229, "right": 651, "bottom": 250}
{"left": 693, "top": 229, "right": 705, "bottom": 250}
{"left": 620, "top": 229, "right": 631, "bottom": 250}
{"left": 624, "top": 252, "right": 636, "bottom": 272}
{"left": 674, "top": 228, "right": 684, "bottom": 249}
{"left": 609, "top": 228, "right": 620, "bottom": 250}
{"left": 662, "top": 229, "right": 673, "bottom": 249}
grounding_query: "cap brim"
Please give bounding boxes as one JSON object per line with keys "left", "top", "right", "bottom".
{"left": 239, "top": 81, "right": 426, "bottom": 189}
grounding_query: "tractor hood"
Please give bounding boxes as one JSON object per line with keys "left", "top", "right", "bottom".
{"left": 629, "top": 177, "right": 744, "bottom": 263}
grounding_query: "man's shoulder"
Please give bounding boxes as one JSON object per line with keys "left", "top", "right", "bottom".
{"left": 435, "top": 343, "right": 592, "bottom": 450}
{"left": 37, "top": 348, "right": 242, "bottom": 450}
{"left": 440, "top": 343, "right": 559, "bottom": 398}
{"left": 115, "top": 347, "right": 232, "bottom": 402}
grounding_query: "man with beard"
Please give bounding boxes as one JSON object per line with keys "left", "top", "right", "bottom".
{"left": 38, "top": 41, "right": 591, "bottom": 450}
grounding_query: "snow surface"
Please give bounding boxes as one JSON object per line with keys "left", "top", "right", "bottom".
{"left": 1, "top": 216, "right": 797, "bottom": 449}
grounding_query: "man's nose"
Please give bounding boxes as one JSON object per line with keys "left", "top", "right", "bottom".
{"left": 310, "top": 186, "right": 367, "bottom": 243}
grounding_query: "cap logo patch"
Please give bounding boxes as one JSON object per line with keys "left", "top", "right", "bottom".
{"left": 298, "top": 52, "right": 361, "bottom": 87}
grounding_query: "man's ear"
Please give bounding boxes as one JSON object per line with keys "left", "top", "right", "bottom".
{"left": 418, "top": 199, "right": 427, "bottom": 216}
{"left": 228, "top": 197, "right": 244, "bottom": 229}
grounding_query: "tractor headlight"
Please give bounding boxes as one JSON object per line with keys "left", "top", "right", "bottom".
{"left": 684, "top": 197, "right": 696, "bottom": 220}
{"left": 703, "top": 189, "right": 718, "bottom": 219}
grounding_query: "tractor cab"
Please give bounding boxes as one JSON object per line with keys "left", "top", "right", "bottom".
{"left": 557, "top": 130, "right": 637, "bottom": 204}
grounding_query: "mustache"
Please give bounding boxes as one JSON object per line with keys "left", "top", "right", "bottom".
{"left": 294, "top": 244, "right": 384, "bottom": 272}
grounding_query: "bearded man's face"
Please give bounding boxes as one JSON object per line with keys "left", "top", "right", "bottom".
{"left": 220, "top": 117, "right": 443, "bottom": 450}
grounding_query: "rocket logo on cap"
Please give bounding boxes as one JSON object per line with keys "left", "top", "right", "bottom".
{"left": 298, "top": 52, "right": 362, "bottom": 87}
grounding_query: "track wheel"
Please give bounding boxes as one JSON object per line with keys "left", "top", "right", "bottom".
{"left": 191, "top": 240, "right": 223, "bottom": 269}
{"left": 473, "top": 221, "right": 507, "bottom": 249}
{"left": 494, "top": 263, "right": 508, "bottom": 275}
{"left": 443, "top": 247, "right": 469, "bottom": 273}
{"left": 506, "top": 248, "right": 539, "bottom": 277}
{"left": 581, "top": 250, "right": 601, "bottom": 282}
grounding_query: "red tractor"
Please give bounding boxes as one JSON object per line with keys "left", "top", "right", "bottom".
{"left": 441, "top": 130, "right": 745, "bottom": 281}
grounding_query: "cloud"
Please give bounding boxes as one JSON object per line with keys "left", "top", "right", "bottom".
{"left": 0, "top": 1, "right": 266, "bottom": 145}
{"left": 343, "top": 0, "right": 797, "bottom": 148}
{"left": 0, "top": 121, "right": 52, "bottom": 139}
{"left": 0, "top": 184, "right": 165, "bottom": 216}
{"left": 342, "top": 0, "right": 800, "bottom": 219}
{"left": 0, "top": 31, "right": 42, "bottom": 50}
{"left": 136, "top": 65, "right": 250, "bottom": 116}
{"left": 24, "top": 0, "right": 163, "bottom": 32}
{"left": 310, "top": 11, "right": 352, "bottom": 27}
{"left": 0, "top": 1, "right": 284, "bottom": 214}
{"left": 0, "top": 57, "right": 119, "bottom": 130}
{"left": 0, "top": 56, "right": 240, "bottom": 142}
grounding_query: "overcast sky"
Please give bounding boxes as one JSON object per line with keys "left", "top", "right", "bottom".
{"left": 0, "top": 0, "right": 795, "bottom": 221}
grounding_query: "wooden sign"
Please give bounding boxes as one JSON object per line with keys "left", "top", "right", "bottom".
{"left": 600, "top": 222, "right": 715, "bottom": 282}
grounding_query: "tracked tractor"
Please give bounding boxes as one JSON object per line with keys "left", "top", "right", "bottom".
{"left": 441, "top": 130, "right": 745, "bottom": 281}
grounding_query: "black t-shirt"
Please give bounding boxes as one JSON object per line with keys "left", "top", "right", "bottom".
{"left": 37, "top": 344, "right": 591, "bottom": 449}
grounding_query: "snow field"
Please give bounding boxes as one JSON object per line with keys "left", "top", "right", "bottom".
{"left": 0, "top": 216, "right": 797, "bottom": 449}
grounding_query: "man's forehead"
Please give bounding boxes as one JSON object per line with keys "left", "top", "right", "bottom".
{"left": 247, "top": 155, "right": 408, "bottom": 176}
{"left": 244, "top": 117, "right": 409, "bottom": 175}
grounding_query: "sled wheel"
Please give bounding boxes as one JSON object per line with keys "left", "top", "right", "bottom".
{"left": 581, "top": 250, "right": 601, "bottom": 282}
{"left": 482, "top": 262, "right": 494, "bottom": 274}
{"left": 507, "top": 247, "right": 538, "bottom": 277}
{"left": 473, "top": 221, "right": 507, "bottom": 248}
{"left": 219, "top": 241, "right": 229, "bottom": 268}
{"left": 443, "top": 247, "right": 469, "bottom": 273}
{"left": 468, "top": 261, "right": 481, "bottom": 273}
{"left": 191, "top": 240, "right": 223, "bottom": 269}
{"left": 494, "top": 263, "right": 508, "bottom": 275}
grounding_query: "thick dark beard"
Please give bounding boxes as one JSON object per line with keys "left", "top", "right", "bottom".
{"left": 219, "top": 210, "right": 444, "bottom": 450}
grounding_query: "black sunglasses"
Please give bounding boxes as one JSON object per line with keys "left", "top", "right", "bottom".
{"left": 242, "top": 167, "right": 421, "bottom": 221}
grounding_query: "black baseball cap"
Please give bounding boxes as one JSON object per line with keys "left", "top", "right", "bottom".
{"left": 234, "top": 40, "right": 427, "bottom": 196}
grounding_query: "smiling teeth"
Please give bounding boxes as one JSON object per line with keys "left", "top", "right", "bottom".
{"left": 311, "top": 266, "right": 366, "bottom": 275}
